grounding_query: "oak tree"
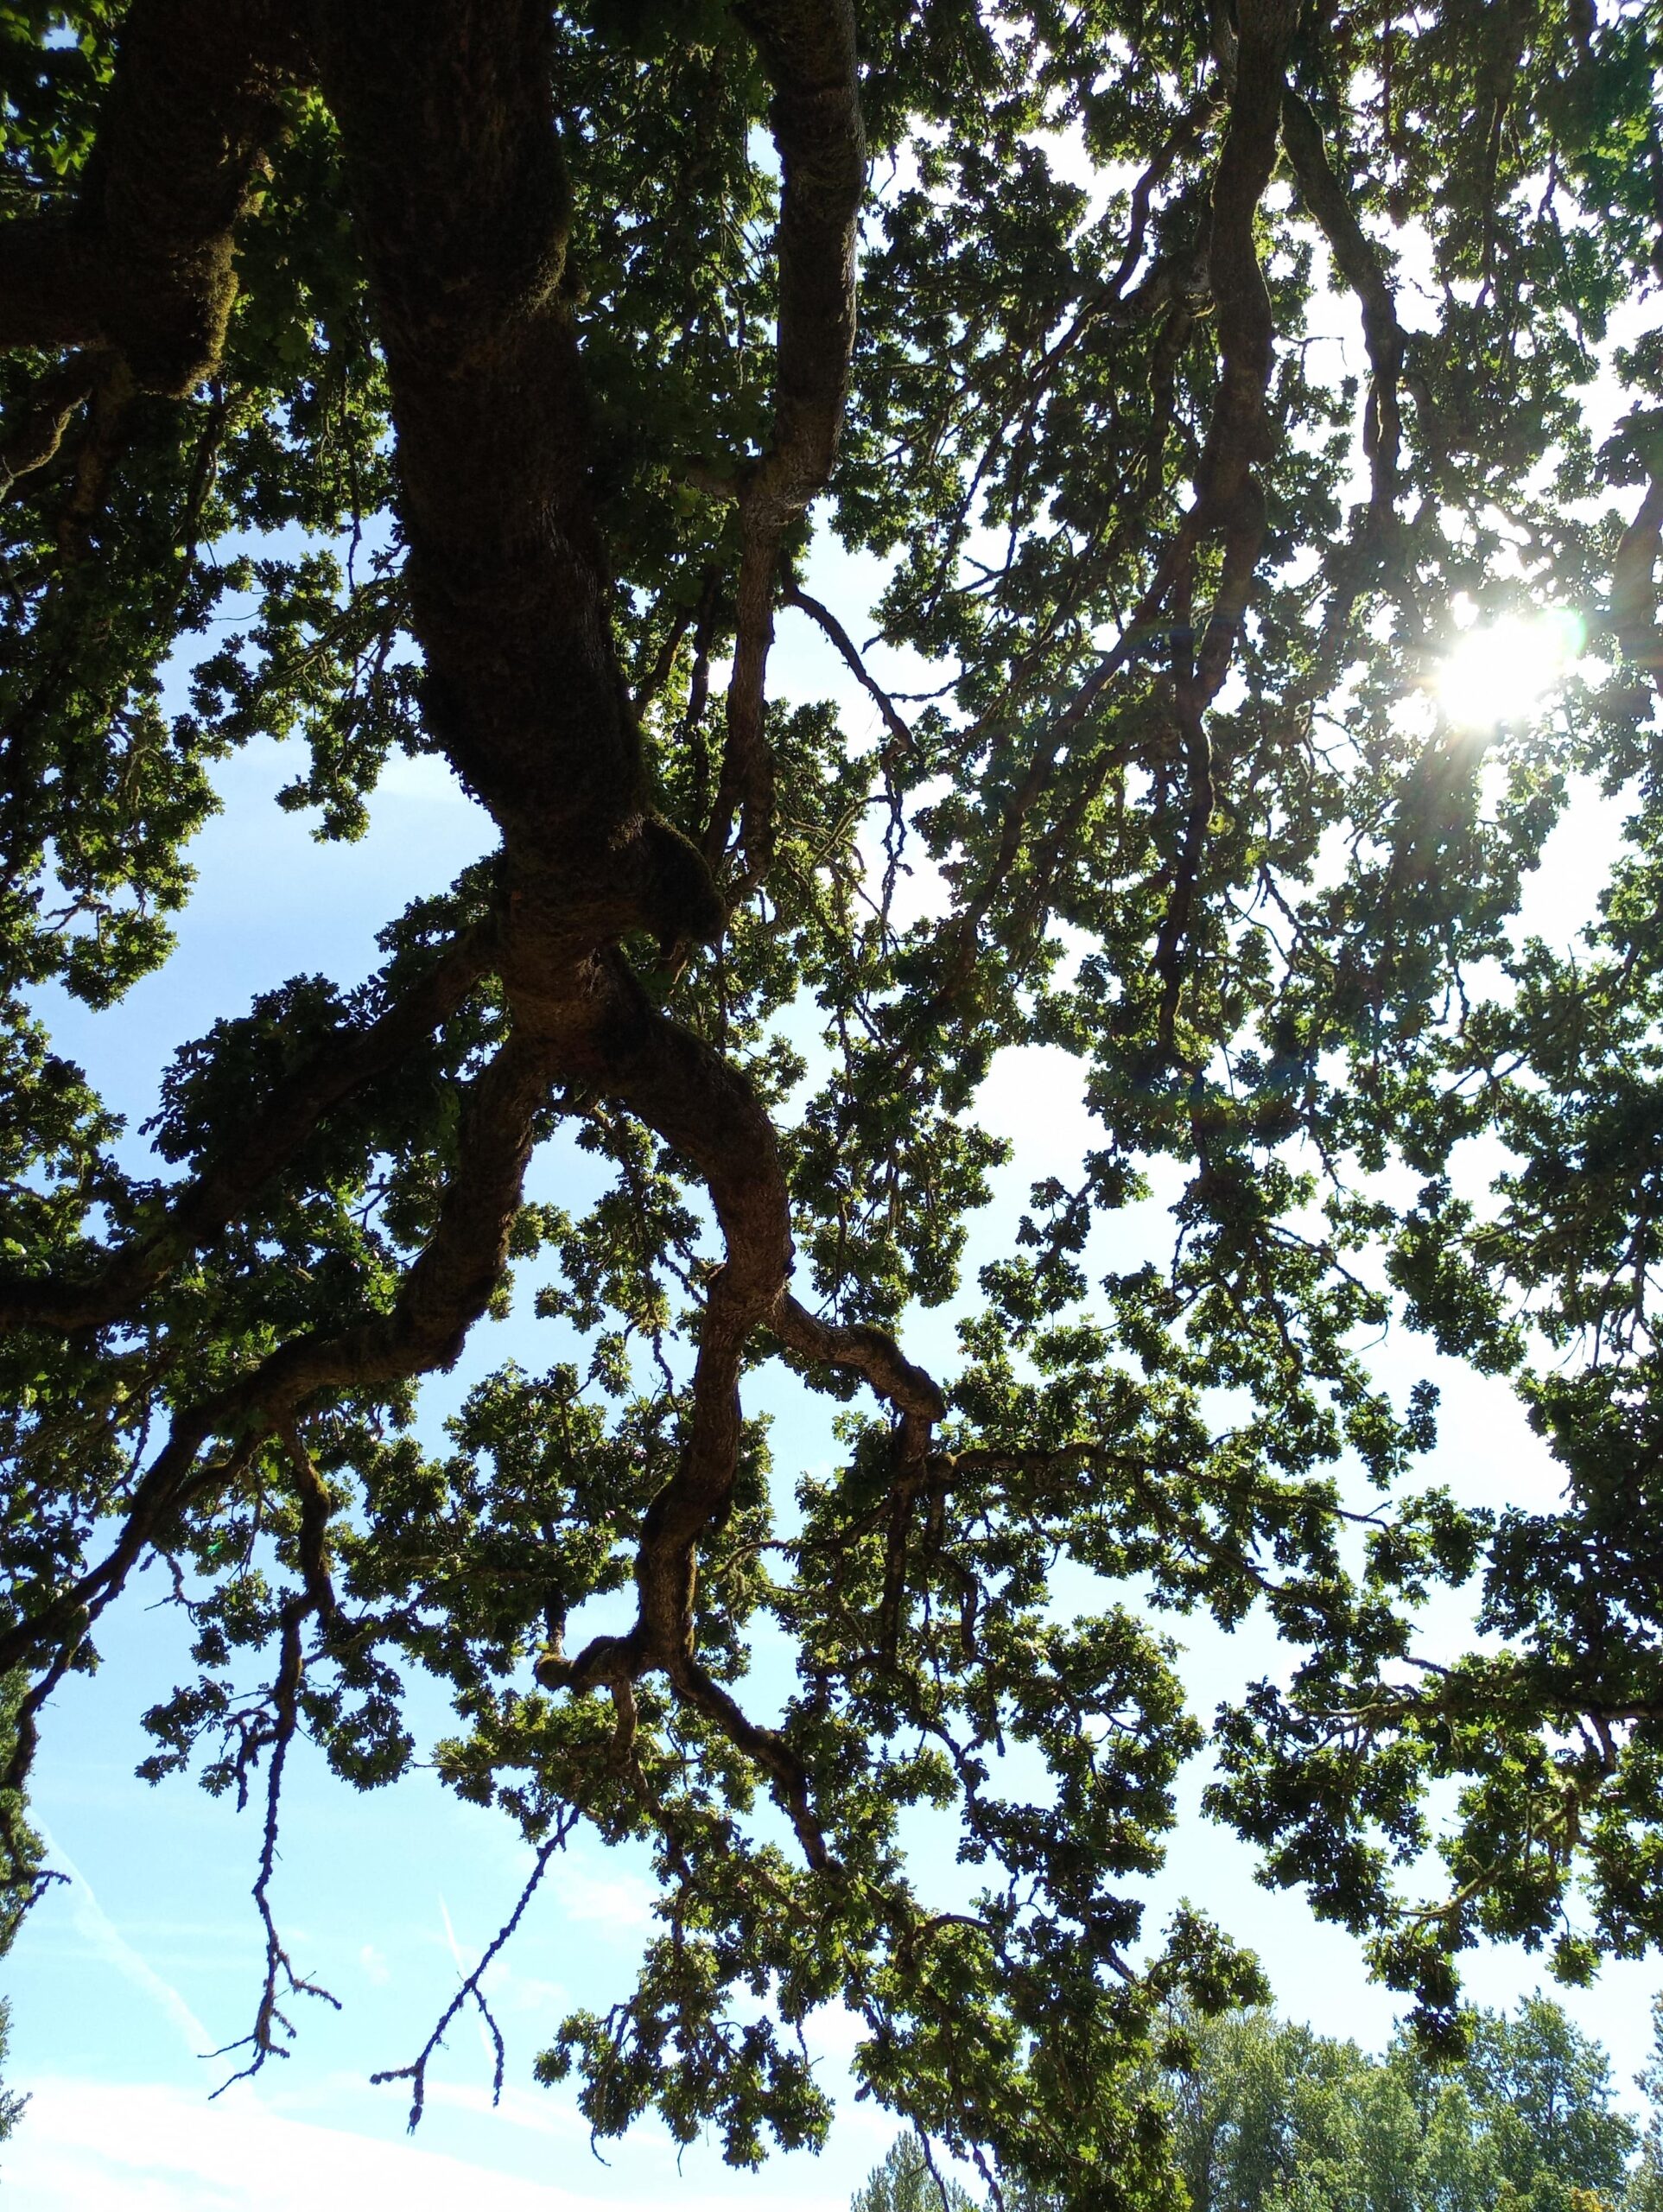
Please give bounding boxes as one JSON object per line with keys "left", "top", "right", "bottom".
{"left": 4, "top": 0, "right": 1663, "bottom": 2202}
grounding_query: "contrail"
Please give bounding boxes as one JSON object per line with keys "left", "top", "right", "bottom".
{"left": 36, "top": 1820, "right": 214, "bottom": 2057}
{"left": 437, "top": 1891, "right": 498, "bottom": 2071}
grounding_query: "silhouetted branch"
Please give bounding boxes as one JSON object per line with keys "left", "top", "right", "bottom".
{"left": 371, "top": 1815, "right": 576, "bottom": 2130}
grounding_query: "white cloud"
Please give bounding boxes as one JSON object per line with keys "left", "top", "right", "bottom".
{"left": 420, "top": 2080, "right": 583, "bottom": 2138}
{"left": 2, "top": 2079, "right": 571, "bottom": 2211}
{"left": 35, "top": 1827, "right": 213, "bottom": 2059}
{"left": 358, "top": 1944, "right": 391, "bottom": 1987}
{"left": 0, "top": 2079, "right": 850, "bottom": 2212}
{"left": 377, "top": 752, "right": 477, "bottom": 806}
{"left": 545, "top": 1855, "right": 656, "bottom": 1936}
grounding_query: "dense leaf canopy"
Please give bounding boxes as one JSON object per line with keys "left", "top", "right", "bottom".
{"left": 1142, "top": 1996, "right": 1641, "bottom": 2212}
{"left": 863, "top": 1994, "right": 1646, "bottom": 2212}
{"left": 5, "top": 0, "right": 1663, "bottom": 2202}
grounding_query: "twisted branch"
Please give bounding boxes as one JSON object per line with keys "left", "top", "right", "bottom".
{"left": 0, "top": 1025, "right": 555, "bottom": 1684}
{"left": 1280, "top": 89, "right": 1406, "bottom": 534}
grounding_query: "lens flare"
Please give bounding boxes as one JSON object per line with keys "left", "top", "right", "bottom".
{"left": 1434, "top": 608, "right": 1585, "bottom": 732}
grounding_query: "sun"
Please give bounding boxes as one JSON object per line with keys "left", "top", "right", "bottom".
{"left": 1435, "top": 607, "right": 1586, "bottom": 732}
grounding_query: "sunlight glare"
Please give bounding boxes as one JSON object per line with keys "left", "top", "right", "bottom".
{"left": 1434, "top": 608, "right": 1585, "bottom": 731}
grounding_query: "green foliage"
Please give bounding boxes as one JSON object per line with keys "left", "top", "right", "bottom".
{"left": 9, "top": 0, "right": 1663, "bottom": 2202}
{"left": 856, "top": 2131, "right": 978, "bottom": 2212}
{"left": 949, "top": 1994, "right": 1638, "bottom": 2212}
{"left": 0, "top": 1676, "right": 41, "bottom": 2158}
{"left": 0, "top": 1673, "right": 46, "bottom": 1960}
{"left": 0, "top": 1996, "right": 25, "bottom": 2149}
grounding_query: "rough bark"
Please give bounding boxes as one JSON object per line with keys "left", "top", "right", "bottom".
{"left": 703, "top": 0, "right": 866, "bottom": 884}
{"left": 0, "top": 0, "right": 304, "bottom": 392}
{"left": 0, "top": 0, "right": 880, "bottom": 1871}
{"left": 317, "top": 0, "right": 721, "bottom": 951}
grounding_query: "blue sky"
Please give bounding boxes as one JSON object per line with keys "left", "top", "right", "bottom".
{"left": 2, "top": 542, "right": 1659, "bottom": 2209}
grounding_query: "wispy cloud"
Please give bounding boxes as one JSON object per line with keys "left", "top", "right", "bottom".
{"left": 546, "top": 1854, "right": 656, "bottom": 1935}
{"left": 3, "top": 2078, "right": 584, "bottom": 2210}
{"left": 35, "top": 1823, "right": 213, "bottom": 2057}
{"left": 377, "top": 753, "right": 479, "bottom": 807}
{"left": 1, "top": 2078, "right": 852, "bottom": 2212}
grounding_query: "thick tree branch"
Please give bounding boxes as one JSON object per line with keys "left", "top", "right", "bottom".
{"left": 529, "top": 963, "right": 949, "bottom": 1867}
{"left": 318, "top": 0, "right": 721, "bottom": 955}
{"left": 1614, "top": 468, "right": 1663, "bottom": 687}
{"left": 0, "top": 1026, "right": 555, "bottom": 1682}
{"left": 923, "top": 22, "right": 1291, "bottom": 1027}
{"left": 1146, "top": 0, "right": 1295, "bottom": 1065}
{"left": 704, "top": 0, "right": 865, "bottom": 886}
{"left": 0, "top": 0, "right": 304, "bottom": 392}
{"left": 774, "top": 1294, "right": 949, "bottom": 1669}
{"left": 1280, "top": 89, "right": 1406, "bottom": 531}
{"left": 774, "top": 1294, "right": 946, "bottom": 1424}
{"left": 533, "top": 963, "right": 793, "bottom": 1669}
{"left": 1187, "top": 0, "right": 1297, "bottom": 677}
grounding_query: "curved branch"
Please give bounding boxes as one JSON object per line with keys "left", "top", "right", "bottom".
{"left": 0, "top": 928, "right": 493, "bottom": 1336}
{"left": 1614, "top": 468, "right": 1663, "bottom": 687}
{"left": 704, "top": 0, "right": 866, "bottom": 885}
{"left": 318, "top": 1, "right": 721, "bottom": 955}
{"left": 536, "top": 960, "right": 795, "bottom": 1677}
{"left": 782, "top": 584, "right": 915, "bottom": 761}
{"left": 0, "top": 1024, "right": 555, "bottom": 1681}
{"left": 774, "top": 1293, "right": 946, "bottom": 1424}
{"left": 530, "top": 962, "right": 965, "bottom": 1866}
{"left": 923, "top": 23, "right": 1291, "bottom": 1023}
{"left": 1280, "top": 90, "right": 1406, "bottom": 531}
{"left": 1186, "top": 0, "right": 1296, "bottom": 679}
{"left": 0, "top": 353, "right": 99, "bottom": 492}
{"left": 1142, "top": 2, "right": 1296, "bottom": 1065}
{"left": 0, "top": 0, "right": 307, "bottom": 393}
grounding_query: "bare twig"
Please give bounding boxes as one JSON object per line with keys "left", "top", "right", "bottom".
{"left": 371, "top": 1817, "right": 576, "bottom": 2130}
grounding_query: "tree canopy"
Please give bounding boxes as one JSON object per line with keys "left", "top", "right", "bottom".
{"left": 0, "top": 1996, "right": 25, "bottom": 2154}
{"left": 5, "top": 0, "right": 1663, "bottom": 2202}
{"left": 1151, "top": 1995, "right": 1640, "bottom": 2212}
{"left": 860, "top": 1994, "right": 1646, "bottom": 2212}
